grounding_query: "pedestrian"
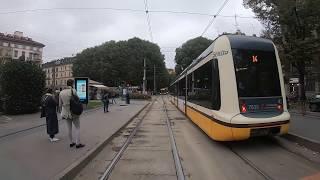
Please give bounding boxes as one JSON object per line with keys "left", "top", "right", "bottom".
{"left": 111, "top": 91, "right": 116, "bottom": 104}
{"left": 41, "top": 88, "right": 59, "bottom": 142}
{"left": 126, "top": 92, "right": 130, "bottom": 104}
{"left": 102, "top": 91, "right": 109, "bottom": 113}
{"left": 55, "top": 89, "right": 61, "bottom": 112}
{"left": 59, "top": 79, "right": 85, "bottom": 149}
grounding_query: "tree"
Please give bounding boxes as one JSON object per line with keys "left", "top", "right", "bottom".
{"left": 174, "top": 37, "right": 213, "bottom": 75}
{"left": 0, "top": 61, "right": 45, "bottom": 114}
{"left": 244, "top": 0, "right": 320, "bottom": 99}
{"left": 73, "top": 37, "right": 169, "bottom": 90}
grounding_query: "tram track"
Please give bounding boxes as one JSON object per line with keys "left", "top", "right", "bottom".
{"left": 225, "top": 135, "right": 320, "bottom": 180}
{"left": 162, "top": 96, "right": 186, "bottom": 180}
{"left": 226, "top": 143, "right": 274, "bottom": 180}
{"left": 98, "top": 98, "right": 156, "bottom": 180}
{"left": 82, "top": 96, "right": 186, "bottom": 180}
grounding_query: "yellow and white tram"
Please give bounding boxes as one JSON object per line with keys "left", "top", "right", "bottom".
{"left": 169, "top": 35, "right": 290, "bottom": 141}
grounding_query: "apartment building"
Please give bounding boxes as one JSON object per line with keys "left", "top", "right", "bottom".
{"left": 0, "top": 31, "right": 45, "bottom": 65}
{"left": 42, "top": 57, "right": 74, "bottom": 88}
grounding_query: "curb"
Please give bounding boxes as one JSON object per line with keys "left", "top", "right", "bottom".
{"left": 53, "top": 102, "right": 150, "bottom": 180}
{"left": 282, "top": 133, "right": 320, "bottom": 153}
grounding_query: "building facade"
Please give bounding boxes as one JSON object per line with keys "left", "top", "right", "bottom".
{"left": 42, "top": 57, "right": 74, "bottom": 89}
{"left": 0, "top": 31, "right": 45, "bottom": 65}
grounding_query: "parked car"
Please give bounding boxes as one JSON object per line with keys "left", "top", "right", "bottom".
{"left": 309, "top": 94, "right": 320, "bottom": 112}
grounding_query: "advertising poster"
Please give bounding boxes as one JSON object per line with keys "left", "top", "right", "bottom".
{"left": 75, "top": 77, "right": 89, "bottom": 104}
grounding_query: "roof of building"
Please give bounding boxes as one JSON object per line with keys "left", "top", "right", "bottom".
{"left": 42, "top": 57, "right": 75, "bottom": 68}
{"left": 0, "top": 32, "right": 45, "bottom": 47}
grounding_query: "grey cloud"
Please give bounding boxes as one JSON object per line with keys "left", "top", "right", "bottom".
{"left": 0, "top": 0, "right": 263, "bottom": 68}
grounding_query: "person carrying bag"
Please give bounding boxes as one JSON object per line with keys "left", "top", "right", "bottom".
{"left": 59, "top": 79, "right": 85, "bottom": 149}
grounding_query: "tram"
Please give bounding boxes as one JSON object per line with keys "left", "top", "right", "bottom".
{"left": 160, "top": 88, "right": 168, "bottom": 95}
{"left": 169, "top": 35, "right": 290, "bottom": 141}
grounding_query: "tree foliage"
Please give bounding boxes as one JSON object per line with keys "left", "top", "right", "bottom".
{"left": 0, "top": 61, "right": 45, "bottom": 114}
{"left": 73, "top": 37, "right": 169, "bottom": 90}
{"left": 174, "top": 37, "right": 213, "bottom": 75}
{"left": 244, "top": 0, "right": 320, "bottom": 99}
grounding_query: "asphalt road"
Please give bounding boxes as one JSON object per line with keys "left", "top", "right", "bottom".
{"left": 290, "top": 112, "right": 320, "bottom": 142}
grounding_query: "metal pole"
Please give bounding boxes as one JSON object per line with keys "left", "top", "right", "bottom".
{"left": 153, "top": 64, "right": 156, "bottom": 94}
{"left": 143, "top": 58, "right": 146, "bottom": 94}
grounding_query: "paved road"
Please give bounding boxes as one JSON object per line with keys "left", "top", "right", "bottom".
{"left": 289, "top": 112, "right": 320, "bottom": 142}
{"left": 0, "top": 100, "right": 148, "bottom": 180}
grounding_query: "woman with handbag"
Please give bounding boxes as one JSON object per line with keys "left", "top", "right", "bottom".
{"left": 41, "top": 88, "right": 59, "bottom": 142}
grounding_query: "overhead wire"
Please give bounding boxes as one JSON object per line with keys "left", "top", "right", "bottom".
{"left": 144, "top": 0, "right": 154, "bottom": 42}
{"left": 200, "top": 0, "right": 230, "bottom": 37}
{"left": 0, "top": 7, "right": 255, "bottom": 19}
{"left": 0, "top": 7, "right": 144, "bottom": 15}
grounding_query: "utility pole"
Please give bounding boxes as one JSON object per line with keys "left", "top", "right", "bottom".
{"left": 143, "top": 58, "right": 146, "bottom": 94}
{"left": 234, "top": 14, "right": 240, "bottom": 33}
{"left": 153, "top": 64, "right": 156, "bottom": 94}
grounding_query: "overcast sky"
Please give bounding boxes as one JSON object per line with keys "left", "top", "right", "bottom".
{"left": 0, "top": 0, "right": 263, "bottom": 68}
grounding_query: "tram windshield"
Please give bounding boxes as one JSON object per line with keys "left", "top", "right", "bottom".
{"left": 232, "top": 49, "right": 281, "bottom": 98}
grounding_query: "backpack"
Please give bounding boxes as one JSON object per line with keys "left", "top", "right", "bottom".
{"left": 70, "top": 89, "right": 83, "bottom": 115}
{"left": 40, "top": 95, "right": 49, "bottom": 118}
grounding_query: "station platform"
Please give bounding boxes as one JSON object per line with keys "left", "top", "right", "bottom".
{"left": 0, "top": 100, "right": 148, "bottom": 180}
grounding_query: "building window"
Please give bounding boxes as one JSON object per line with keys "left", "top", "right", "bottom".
{"left": 14, "top": 50, "right": 18, "bottom": 57}
{"left": 56, "top": 68, "right": 58, "bottom": 72}
{"left": 22, "top": 51, "right": 25, "bottom": 57}
{"left": 56, "top": 73, "right": 58, "bottom": 77}
{"left": 65, "top": 66, "right": 66, "bottom": 70}
{"left": 29, "top": 52, "right": 32, "bottom": 60}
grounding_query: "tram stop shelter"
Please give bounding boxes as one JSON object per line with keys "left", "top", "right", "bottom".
{"left": 89, "top": 80, "right": 109, "bottom": 100}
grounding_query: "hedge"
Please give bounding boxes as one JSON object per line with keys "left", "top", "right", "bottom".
{"left": 0, "top": 61, "right": 45, "bottom": 114}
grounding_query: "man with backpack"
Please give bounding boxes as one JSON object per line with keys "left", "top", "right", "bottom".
{"left": 59, "top": 79, "right": 85, "bottom": 149}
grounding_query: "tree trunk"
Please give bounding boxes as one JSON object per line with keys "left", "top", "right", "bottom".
{"left": 299, "top": 72, "right": 306, "bottom": 100}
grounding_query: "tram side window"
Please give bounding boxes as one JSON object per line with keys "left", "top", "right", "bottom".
{"left": 178, "top": 77, "right": 186, "bottom": 100}
{"left": 169, "top": 84, "right": 177, "bottom": 96}
{"left": 188, "top": 59, "right": 220, "bottom": 110}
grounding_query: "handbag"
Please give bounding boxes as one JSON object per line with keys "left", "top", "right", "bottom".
{"left": 70, "top": 89, "right": 83, "bottom": 115}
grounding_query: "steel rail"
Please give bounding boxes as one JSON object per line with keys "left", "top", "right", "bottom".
{"left": 162, "top": 96, "right": 186, "bottom": 180}
{"left": 227, "top": 144, "right": 274, "bottom": 180}
{"left": 99, "top": 98, "right": 156, "bottom": 180}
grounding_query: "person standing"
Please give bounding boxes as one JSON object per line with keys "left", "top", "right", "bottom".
{"left": 59, "top": 79, "right": 85, "bottom": 149}
{"left": 111, "top": 91, "right": 116, "bottom": 104}
{"left": 102, "top": 91, "right": 109, "bottom": 113}
{"left": 41, "top": 88, "right": 59, "bottom": 142}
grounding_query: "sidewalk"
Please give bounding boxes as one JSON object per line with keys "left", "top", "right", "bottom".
{"left": 0, "top": 100, "right": 148, "bottom": 180}
{"left": 0, "top": 98, "right": 120, "bottom": 138}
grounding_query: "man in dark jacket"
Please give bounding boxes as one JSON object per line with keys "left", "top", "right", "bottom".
{"left": 102, "top": 91, "right": 109, "bottom": 113}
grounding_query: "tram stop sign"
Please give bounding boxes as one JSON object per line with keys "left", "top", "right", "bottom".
{"left": 74, "top": 77, "right": 89, "bottom": 104}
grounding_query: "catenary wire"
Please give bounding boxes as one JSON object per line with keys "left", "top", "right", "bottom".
{"left": 201, "top": 0, "right": 230, "bottom": 37}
